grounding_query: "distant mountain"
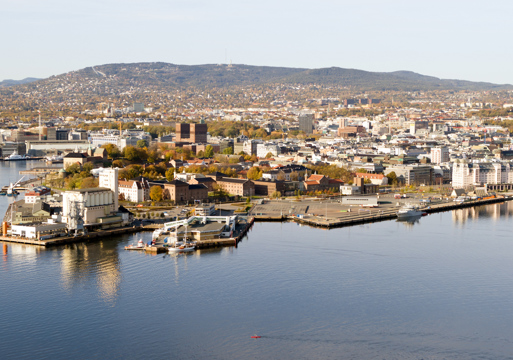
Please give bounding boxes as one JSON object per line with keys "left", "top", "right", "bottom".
{"left": 0, "top": 77, "right": 41, "bottom": 87}
{"left": 5, "top": 63, "right": 513, "bottom": 92}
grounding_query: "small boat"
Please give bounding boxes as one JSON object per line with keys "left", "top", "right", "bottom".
{"left": 168, "top": 242, "right": 195, "bottom": 253}
{"left": 251, "top": 336, "right": 261, "bottom": 339}
{"left": 168, "top": 224, "right": 195, "bottom": 253}
{"left": 124, "top": 239, "right": 145, "bottom": 250}
{"left": 0, "top": 192, "right": 6, "bottom": 196}
{"left": 396, "top": 203, "right": 423, "bottom": 219}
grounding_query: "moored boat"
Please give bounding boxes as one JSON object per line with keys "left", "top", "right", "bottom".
{"left": 397, "top": 204, "right": 423, "bottom": 219}
{"left": 4, "top": 151, "right": 29, "bottom": 161}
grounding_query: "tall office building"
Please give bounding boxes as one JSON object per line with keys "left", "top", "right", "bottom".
{"left": 133, "top": 102, "right": 144, "bottom": 112}
{"left": 431, "top": 147, "right": 450, "bottom": 164}
{"left": 298, "top": 114, "right": 314, "bottom": 134}
{"left": 175, "top": 123, "right": 208, "bottom": 144}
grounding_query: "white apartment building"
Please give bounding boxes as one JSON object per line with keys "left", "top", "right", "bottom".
{"left": 431, "top": 147, "right": 450, "bottom": 164}
{"left": 118, "top": 180, "right": 149, "bottom": 203}
{"left": 99, "top": 168, "right": 119, "bottom": 210}
{"left": 452, "top": 161, "right": 513, "bottom": 188}
{"left": 256, "top": 143, "right": 281, "bottom": 158}
{"left": 90, "top": 133, "right": 120, "bottom": 148}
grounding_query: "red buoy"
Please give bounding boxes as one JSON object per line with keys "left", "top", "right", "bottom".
{"left": 251, "top": 336, "right": 261, "bottom": 339}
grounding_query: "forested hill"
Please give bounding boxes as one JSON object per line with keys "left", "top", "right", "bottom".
{"left": 4, "top": 63, "right": 512, "bottom": 92}
{"left": 0, "top": 77, "right": 40, "bottom": 87}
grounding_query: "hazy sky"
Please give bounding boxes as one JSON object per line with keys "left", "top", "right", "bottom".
{"left": 2, "top": 0, "right": 512, "bottom": 84}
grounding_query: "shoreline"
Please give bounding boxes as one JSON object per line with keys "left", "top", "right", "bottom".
{"left": 253, "top": 196, "right": 511, "bottom": 229}
{"left": 0, "top": 197, "right": 509, "bottom": 247}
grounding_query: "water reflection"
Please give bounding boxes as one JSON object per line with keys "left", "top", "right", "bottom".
{"left": 59, "top": 241, "right": 122, "bottom": 303}
{"left": 452, "top": 201, "right": 513, "bottom": 224}
{"left": 396, "top": 215, "right": 422, "bottom": 228}
{"left": 0, "top": 241, "right": 43, "bottom": 261}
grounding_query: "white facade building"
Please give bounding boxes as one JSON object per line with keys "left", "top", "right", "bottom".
{"left": 62, "top": 188, "right": 116, "bottom": 226}
{"left": 452, "top": 161, "right": 513, "bottom": 188}
{"left": 431, "top": 147, "right": 450, "bottom": 164}
{"left": 256, "top": 143, "right": 281, "bottom": 158}
{"left": 99, "top": 168, "right": 119, "bottom": 210}
{"left": 118, "top": 180, "right": 148, "bottom": 203}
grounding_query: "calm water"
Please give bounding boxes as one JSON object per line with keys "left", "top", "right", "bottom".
{"left": 1, "top": 162, "right": 513, "bottom": 359}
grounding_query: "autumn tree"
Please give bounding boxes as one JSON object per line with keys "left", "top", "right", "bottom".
{"left": 270, "top": 191, "right": 282, "bottom": 199}
{"left": 80, "top": 177, "right": 98, "bottom": 189}
{"left": 149, "top": 185, "right": 163, "bottom": 202}
{"left": 165, "top": 168, "right": 175, "bottom": 182}
{"left": 102, "top": 144, "right": 122, "bottom": 159}
{"left": 247, "top": 166, "right": 263, "bottom": 180}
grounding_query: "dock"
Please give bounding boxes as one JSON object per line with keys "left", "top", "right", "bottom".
{"left": 0, "top": 216, "right": 256, "bottom": 249}
{"left": 253, "top": 196, "right": 512, "bottom": 229}
{"left": 0, "top": 226, "right": 143, "bottom": 247}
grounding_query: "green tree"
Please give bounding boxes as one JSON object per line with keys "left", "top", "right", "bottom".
{"left": 204, "top": 145, "right": 214, "bottom": 158}
{"left": 265, "top": 152, "right": 274, "bottom": 159}
{"left": 124, "top": 146, "right": 140, "bottom": 161}
{"left": 65, "top": 163, "right": 81, "bottom": 175}
{"left": 149, "top": 185, "right": 163, "bottom": 202}
{"left": 165, "top": 168, "right": 175, "bottom": 182}
{"left": 82, "top": 162, "right": 94, "bottom": 176}
{"left": 136, "top": 139, "right": 148, "bottom": 148}
{"left": 386, "top": 171, "right": 398, "bottom": 186}
{"left": 222, "top": 147, "right": 234, "bottom": 155}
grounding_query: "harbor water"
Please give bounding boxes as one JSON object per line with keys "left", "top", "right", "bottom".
{"left": 2, "top": 162, "right": 513, "bottom": 359}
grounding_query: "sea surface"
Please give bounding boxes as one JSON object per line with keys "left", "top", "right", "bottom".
{"left": 1, "top": 161, "right": 513, "bottom": 359}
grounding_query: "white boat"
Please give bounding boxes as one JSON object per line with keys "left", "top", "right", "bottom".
{"left": 168, "top": 224, "right": 195, "bottom": 253}
{"left": 168, "top": 242, "right": 195, "bottom": 253}
{"left": 45, "top": 154, "right": 63, "bottom": 162}
{"left": 396, "top": 204, "right": 424, "bottom": 219}
{"left": 4, "top": 151, "right": 29, "bottom": 161}
{"left": 125, "top": 239, "right": 146, "bottom": 250}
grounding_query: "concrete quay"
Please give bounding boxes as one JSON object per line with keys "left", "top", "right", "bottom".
{"left": 251, "top": 196, "right": 512, "bottom": 229}
{"left": 0, "top": 226, "right": 143, "bottom": 247}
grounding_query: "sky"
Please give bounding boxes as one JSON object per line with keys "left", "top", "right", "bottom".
{"left": 2, "top": 0, "right": 513, "bottom": 84}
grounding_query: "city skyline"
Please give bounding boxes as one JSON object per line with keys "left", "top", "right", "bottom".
{"left": 2, "top": 0, "right": 513, "bottom": 84}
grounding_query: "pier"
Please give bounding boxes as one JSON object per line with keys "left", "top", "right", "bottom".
{"left": 252, "top": 196, "right": 512, "bottom": 229}
{"left": 0, "top": 216, "right": 256, "bottom": 249}
{"left": 0, "top": 226, "right": 142, "bottom": 247}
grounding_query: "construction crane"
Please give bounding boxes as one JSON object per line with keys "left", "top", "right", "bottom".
{"left": 7, "top": 175, "right": 26, "bottom": 196}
